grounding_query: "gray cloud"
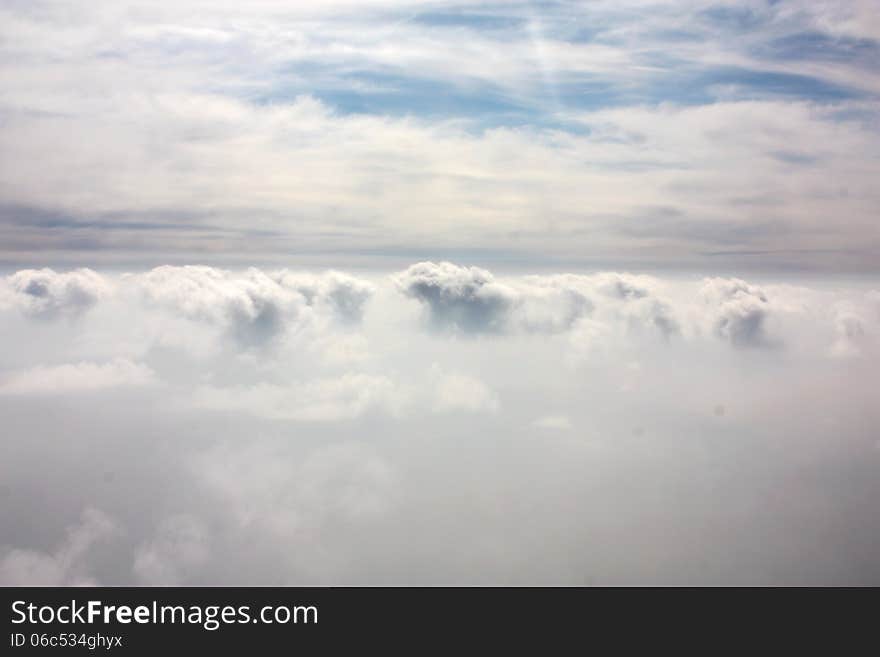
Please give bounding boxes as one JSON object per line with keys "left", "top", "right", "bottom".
{"left": 395, "top": 262, "right": 678, "bottom": 339}
{"left": 0, "top": 508, "right": 119, "bottom": 586}
{"left": 700, "top": 277, "right": 774, "bottom": 347}
{"left": 133, "top": 515, "right": 210, "bottom": 586}
{"left": 394, "top": 261, "right": 519, "bottom": 333}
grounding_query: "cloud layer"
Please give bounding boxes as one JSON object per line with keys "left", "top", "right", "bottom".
{"left": 2, "top": 262, "right": 879, "bottom": 585}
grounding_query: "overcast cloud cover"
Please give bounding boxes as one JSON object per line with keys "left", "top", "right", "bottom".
{"left": 1, "top": 1, "right": 879, "bottom": 585}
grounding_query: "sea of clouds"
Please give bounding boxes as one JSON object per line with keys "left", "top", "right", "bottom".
{"left": 1, "top": 262, "right": 878, "bottom": 585}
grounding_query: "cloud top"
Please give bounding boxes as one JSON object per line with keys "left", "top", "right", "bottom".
{"left": 3, "top": 268, "right": 110, "bottom": 320}
{"left": 395, "top": 261, "right": 517, "bottom": 333}
{"left": 132, "top": 265, "right": 374, "bottom": 346}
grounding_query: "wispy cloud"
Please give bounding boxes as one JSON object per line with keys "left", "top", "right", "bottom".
{"left": 0, "top": 1, "right": 877, "bottom": 269}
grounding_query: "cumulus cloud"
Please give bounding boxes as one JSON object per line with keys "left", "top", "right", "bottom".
{"left": 131, "top": 266, "right": 374, "bottom": 347}
{"left": 525, "top": 272, "right": 679, "bottom": 339}
{"left": 700, "top": 278, "right": 775, "bottom": 347}
{"left": 132, "top": 266, "right": 300, "bottom": 346}
{"left": 394, "top": 261, "right": 518, "bottom": 333}
{"left": 0, "top": 359, "right": 156, "bottom": 395}
{"left": 395, "top": 262, "right": 679, "bottom": 341}
{"left": 273, "top": 270, "right": 375, "bottom": 325}
{"left": 2, "top": 268, "right": 110, "bottom": 320}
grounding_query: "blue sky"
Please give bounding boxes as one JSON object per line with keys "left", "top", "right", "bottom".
{"left": 0, "top": 0, "right": 878, "bottom": 271}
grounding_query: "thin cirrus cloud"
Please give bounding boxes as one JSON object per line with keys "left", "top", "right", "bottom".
{"left": 0, "top": 1, "right": 878, "bottom": 270}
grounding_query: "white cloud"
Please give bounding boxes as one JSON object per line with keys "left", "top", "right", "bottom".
{"left": 394, "top": 261, "right": 519, "bottom": 333}
{"left": 274, "top": 270, "right": 376, "bottom": 325}
{"left": 132, "top": 266, "right": 304, "bottom": 346}
{"left": 192, "top": 373, "right": 403, "bottom": 422}
{"left": 1, "top": 11, "right": 879, "bottom": 269}
{"left": 429, "top": 366, "right": 499, "bottom": 413}
{"left": 0, "top": 358, "right": 156, "bottom": 395}
{"left": 394, "top": 262, "right": 644, "bottom": 335}
{"left": 395, "top": 262, "right": 678, "bottom": 340}
{"left": 131, "top": 266, "right": 374, "bottom": 346}
{"left": 532, "top": 415, "right": 573, "bottom": 430}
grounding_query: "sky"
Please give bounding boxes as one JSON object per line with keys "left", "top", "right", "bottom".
{"left": 1, "top": 1, "right": 879, "bottom": 586}
{"left": 0, "top": 0, "right": 878, "bottom": 271}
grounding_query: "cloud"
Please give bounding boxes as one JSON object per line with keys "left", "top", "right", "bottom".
{"left": 700, "top": 277, "right": 774, "bottom": 347}
{"left": 395, "top": 262, "right": 678, "bottom": 339}
{"left": 132, "top": 265, "right": 374, "bottom": 346}
{"left": 1, "top": 95, "right": 878, "bottom": 269}
{"left": 0, "top": 3, "right": 878, "bottom": 269}
{"left": 865, "top": 291, "right": 880, "bottom": 326}
{"left": 429, "top": 365, "right": 499, "bottom": 413}
{"left": 273, "top": 270, "right": 376, "bottom": 325}
{"left": 2, "top": 268, "right": 110, "bottom": 319}
{"left": 0, "top": 263, "right": 879, "bottom": 585}
{"left": 295, "top": 443, "right": 397, "bottom": 521}
{"left": 191, "top": 440, "right": 398, "bottom": 559}
{"left": 531, "top": 415, "right": 573, "bottom": 430}
{"left": 829, "top": 304, "right": 869, "bottom": 358}
{"left": 2, "top": 0, "right": 880, "bottom": 587}
{"left": 0, "top": 358, "right": 157, "bottom": 395}
{"left": 0, "top": 508, "right": 119, "bottom": 586}
{"left": 133, "top": 266, "right": 302, "bottom": 346}
{"left": 133, "top": 515, "right": 210, "bottom": 586}
{"left": 2, "top": 13, "right": 880, "bottom": 270}
{"left": 394, "top": 261, "right": 518, "bottom": 333}
{"left": 393, "top": 261, "right": 612, "bottom": 335}
{"left": 524, "top": 272, "right": 679, "bottom": 338}
{"left": 192, "top": 374, "right": 403, "bottom": 422}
